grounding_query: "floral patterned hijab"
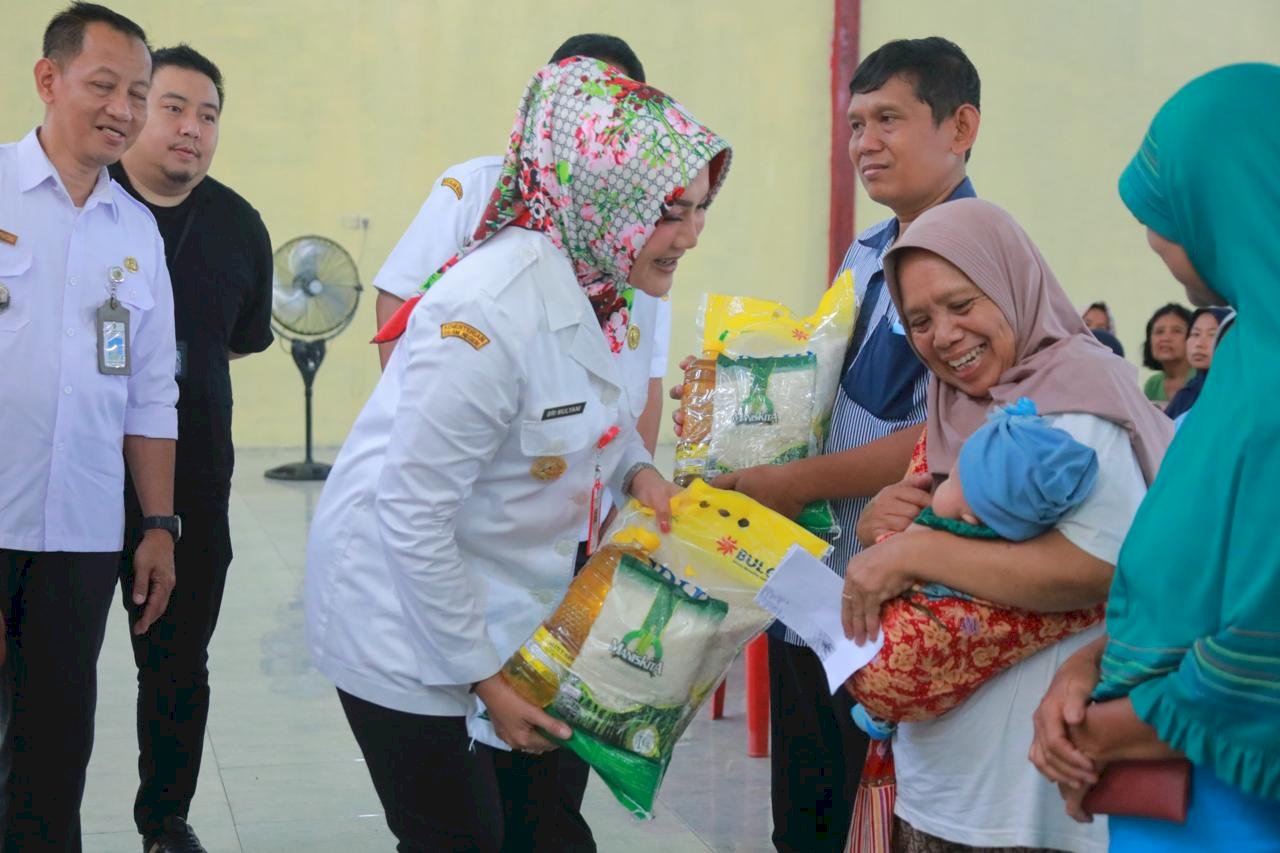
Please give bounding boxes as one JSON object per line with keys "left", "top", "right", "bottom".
{"left": 375, "top": 57, "right": 732, "bottom": 351}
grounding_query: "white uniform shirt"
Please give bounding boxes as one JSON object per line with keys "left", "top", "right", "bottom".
{"left": 305, "top": 228, "right": 651, "bottom": 744}
{"left": 893, "top": 413, "right": 1146, "bottom": 852}
{"left": 0, "top": 130, "right": 177, "bottom": 553}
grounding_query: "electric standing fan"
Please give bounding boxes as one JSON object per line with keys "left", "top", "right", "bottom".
{"left": 265, "top": 235, "right": 362, "bottom": 481}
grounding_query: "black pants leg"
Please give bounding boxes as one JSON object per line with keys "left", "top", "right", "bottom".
{"left": 768, "top": 634, "right": 869, "bottom": 853}
{"left": 338, "top": 690, "right": 595, "bottom": 853}
{"left": 0, "top": 550, "right": 119, "bottom": 853}
{"left": 119, "top": 506, "right": 232, "bottom": 840}
{"left": 338, "top": 690, "right": 504, "bottom": 853}
{"left": 484, "top": 742, "right": 594, "bottom": 853}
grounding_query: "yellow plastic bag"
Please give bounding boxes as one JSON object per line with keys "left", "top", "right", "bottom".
{"left": 674, "top": 272, "right": 856, "bottom": 536}
{"left": 502, "top": 480, "right": 831, "bottom": 817}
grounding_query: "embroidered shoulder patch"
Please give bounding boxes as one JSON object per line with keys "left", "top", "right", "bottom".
{"left": 441, "top": 321, "right": 490, "bottom": 349}
{"left": 441, "top": 177, "right": 464, "bottom": 200}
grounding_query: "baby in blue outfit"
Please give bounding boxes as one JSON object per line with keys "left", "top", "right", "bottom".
{"left": 930, "top": 397, "right": 1100, "bottom": 540}
{"left": 852, "top": 398, "right": 1101, "bottom": 738}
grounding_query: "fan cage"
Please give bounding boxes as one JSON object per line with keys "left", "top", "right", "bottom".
{"left": 271, "top": 234, "right": 363, "bottom": 341}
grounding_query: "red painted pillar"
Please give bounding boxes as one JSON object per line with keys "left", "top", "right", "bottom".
{"left": 829, "top": 0, "right": 861, "bottom": 282}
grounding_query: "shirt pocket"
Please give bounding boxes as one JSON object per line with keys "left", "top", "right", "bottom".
{"left": 519, "top": 415, "right": 593, "bottom": 458}
{"left": 115, "top": 279, "right": 156, "bottom": 365}
{"left": 115, "top": 278, "right": 156, "bottom": 314}
{"left": 844, "top": 316, "right": 927, "bottom": 422}
{"left": 0, "top": 248, "right": 33, "bottom": 332}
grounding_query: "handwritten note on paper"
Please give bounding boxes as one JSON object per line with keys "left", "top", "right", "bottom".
{"left": 755, "top": 544, "right": 885, "bottom": 694}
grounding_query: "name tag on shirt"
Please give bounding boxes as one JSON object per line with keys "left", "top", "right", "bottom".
{"left": 542, "top": 402, "right": 586, "bottom": 420}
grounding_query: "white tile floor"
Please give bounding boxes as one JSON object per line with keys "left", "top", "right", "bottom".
{"left": 83, "top": 448, "right": 773, "bottom": 852}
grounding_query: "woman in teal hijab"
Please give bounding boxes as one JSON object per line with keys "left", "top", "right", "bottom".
{"left": 1029, "top": 64, "right": 1280, "bottom": 849}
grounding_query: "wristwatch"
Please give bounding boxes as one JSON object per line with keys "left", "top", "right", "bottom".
{"left": 142, "top": 515, "right": 182, "bottom": 543}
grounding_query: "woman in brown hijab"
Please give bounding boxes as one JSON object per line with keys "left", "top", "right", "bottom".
{"left": 841, "top": 198, "right": 1172, "bottom": 851}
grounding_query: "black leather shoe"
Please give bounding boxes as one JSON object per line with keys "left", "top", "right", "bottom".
{"left": 143, "top": 816, "right": 207, "bottom": 853}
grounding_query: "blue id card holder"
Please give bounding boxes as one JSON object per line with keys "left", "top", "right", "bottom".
{"left": 97, "top": 266, "right": 131, "bottom": 375}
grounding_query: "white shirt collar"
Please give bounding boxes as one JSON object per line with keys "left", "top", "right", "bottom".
{"left": 17, "top": 128, "right": 119, "bottom": 220}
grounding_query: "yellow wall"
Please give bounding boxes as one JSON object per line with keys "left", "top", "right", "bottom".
{"left": 2, "top": 0, "right": 832, "bottom": 450}
{"left": 857, "top": 0, "right": 1280, "bottom": 363}
{"left": 4, "top": 2, "right": 1277, "bottom": 451}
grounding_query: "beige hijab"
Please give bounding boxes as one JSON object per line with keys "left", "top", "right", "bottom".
{"left": 883, "top": 198, "right": 1172, "bottom": 485}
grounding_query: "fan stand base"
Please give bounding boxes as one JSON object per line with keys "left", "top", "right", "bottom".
{"left": 264, "top": 460, "right": 332, "bottom": 481}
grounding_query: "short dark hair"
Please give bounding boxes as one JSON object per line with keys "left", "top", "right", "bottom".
{"left": 43, "top": 2, "right": 148, "bottom": 68}
{"left": 153, "top": 44, "right": 225, "bottom": 109}
{"left": 1142, "top": 302, "right": 1193, "bottom": 370}
{"left": 849, "top": 37, "right": 979, "bottom": 160}
{"left": 550, "top": 34, "right": 645, "bottom": 83}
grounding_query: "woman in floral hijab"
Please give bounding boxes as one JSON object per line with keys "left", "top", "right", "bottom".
{"left": 376, "top": 57, "right": 730, "bottom": 352}
{"left": 309, "top": 58, "right": 730, "bottom": 851}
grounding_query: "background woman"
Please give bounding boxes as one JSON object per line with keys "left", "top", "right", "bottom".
{"left": 1082, "top": 301, "right": 1114, "bottom": 333}
{"left": 1163, "top": 306, "right": 1230, "bottom": 421}
{"left": 1030, "top": 63, "right": 1280, "bottom": 850}
{"left": 1140, "top": 303, "right": 1194, "bottom": 406}
{"left": 304, "top": 58, "right": 730, "bottom": 851}
{"left": 844, "top": 198, "right": 1172, "bottom": 851}
{"left": 1082, "top": 301, "right": 1126, "bottom": 357}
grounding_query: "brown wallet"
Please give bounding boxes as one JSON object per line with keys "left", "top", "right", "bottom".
{"left": 1081, "top": 758, "right": 1192, "bottom": 822}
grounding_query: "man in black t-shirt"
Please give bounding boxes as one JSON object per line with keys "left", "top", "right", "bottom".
{"left": 109, "top": 44, "right": 272, "bottom": 853}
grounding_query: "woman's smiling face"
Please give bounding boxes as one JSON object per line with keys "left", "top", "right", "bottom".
{"left": 898, "top": 249, "right": 1017, "bottom": 399}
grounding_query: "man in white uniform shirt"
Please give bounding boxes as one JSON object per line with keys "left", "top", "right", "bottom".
{"left": 373, "top": 34, "right": 671, "bottom": 459}
{"left": 0, "top": 4, "right": 179, "bottom": 849}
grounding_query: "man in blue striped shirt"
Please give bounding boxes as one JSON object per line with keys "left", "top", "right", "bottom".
{"left": 714, "top": 37, "right": 983, "bottom": 851}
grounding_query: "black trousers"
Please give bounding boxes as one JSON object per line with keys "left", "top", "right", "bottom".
{"left": 338, "top": 690, "right": 594, "bottom": 853}
{"left": 0, "top": 550, "right": 119, "bottom": 853}
{"left": 768, "top": 634, "right": 869, "bottom": 853}
{"left": 119, "top": 500, "right": 232, "bottom": 840}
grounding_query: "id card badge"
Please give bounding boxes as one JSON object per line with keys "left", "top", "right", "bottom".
{"left": 97, "top": 299, "right": 131, "bottom": 375}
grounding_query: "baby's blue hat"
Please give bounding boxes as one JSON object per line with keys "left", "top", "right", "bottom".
{"left": 956, "top": 398, "right": 1100, "bottom": 541}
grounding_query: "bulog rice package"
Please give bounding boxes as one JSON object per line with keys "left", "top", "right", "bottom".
{"left": 501, "top": 480, "right": 831, "bottom": 817}
{"left": 674, "top": 271, "right": 855, "bottom": 536}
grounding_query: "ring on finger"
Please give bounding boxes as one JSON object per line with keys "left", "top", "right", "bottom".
{"left": 841, "top": 593, "right": 854, "bottom": 601}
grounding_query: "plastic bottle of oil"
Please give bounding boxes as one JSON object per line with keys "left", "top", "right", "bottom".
{"left": 673, "top": 355, "right": 718, "bottom": 486}
{"left": 501, "top": 544, "right": 648, "bottom": 706}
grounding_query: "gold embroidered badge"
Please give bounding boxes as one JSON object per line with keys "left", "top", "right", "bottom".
{"left": 627, "top": 325, "right": 641, "bottom": 350}
{"left": 0, "top": 229, "right": 16, "bottom": 247}
{"left": 441, "top": 177, "right": 464, "bottom": 200}
{"left": 530, "top": 456, "right": 568, "bottom": 481}
{"left": 124, "top": 256, "right": 139, "bottom": 273}
{"left": 441, "top": 321, "right": 490, "bottom": 350}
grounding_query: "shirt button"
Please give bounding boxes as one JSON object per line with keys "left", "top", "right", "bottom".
{"left": 68, "top": 277, "right": 78, "bottom": 287}
{"left": 63, "top": 385, "right": 72, "bottom": 395}
{"left": 56, "top": 442, "right": 65, "bottom": 452}
{"left": 65, "top": 328, "right": 75, "bottom": 337}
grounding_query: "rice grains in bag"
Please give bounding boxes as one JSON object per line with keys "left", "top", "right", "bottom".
{"left": 501, "top": 480, "right": 831, "bottom": 817}
{"left": 673, "top": 271, "right": 856, "bottom": 536}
